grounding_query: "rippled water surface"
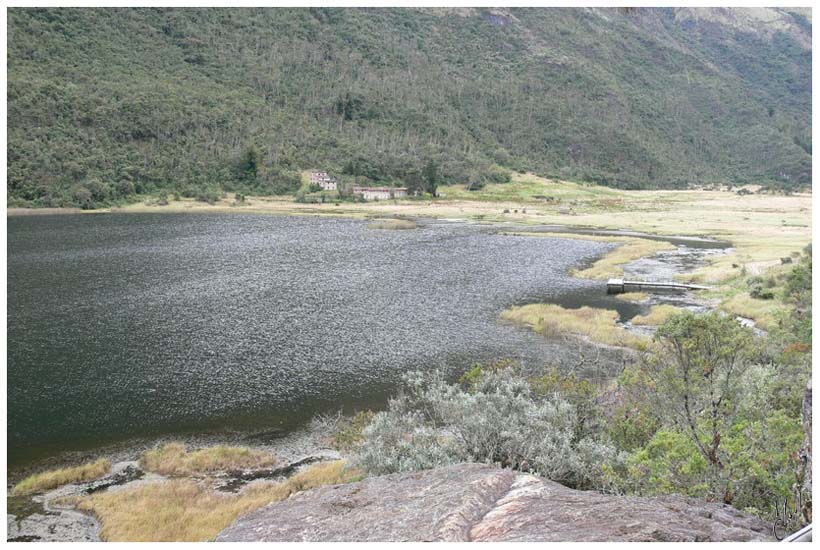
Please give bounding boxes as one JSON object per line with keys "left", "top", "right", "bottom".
{"left": 8, "top": 213, "right": 615, "bottom": 466}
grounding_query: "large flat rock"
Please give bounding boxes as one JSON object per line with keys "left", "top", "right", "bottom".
{"left": 217, "top": 463, "right": 773, "bottom": 542}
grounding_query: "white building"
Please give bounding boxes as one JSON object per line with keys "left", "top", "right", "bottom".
{"left": 310, "top": 171, "right": 337, "bottom": 191}
{"left": 352, "top": 186, "right": 408, "bottom": 201}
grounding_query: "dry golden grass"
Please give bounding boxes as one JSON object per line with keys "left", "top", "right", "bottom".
{"left": 572, "top": 238, "right": 675, "bottom": 280}
{"left": 140, "top": 442, "right": 277, "bottom": 476}
{"left": 13, "top": 458, "right": 112, "bottom": 496}
{"left": 630, "top": 304, "right": 684, "bottom": 326}
{"left": 367, "top": 218, "right": 417, "bottom": 230}
{"left": 501, "top": 232, "right": 674, "bottom": 281}
{"left": 501, "top": 303, "right": 648, "bottom": 350}
{"left": 77, "top": 460, "right": 360, "bottom": 542}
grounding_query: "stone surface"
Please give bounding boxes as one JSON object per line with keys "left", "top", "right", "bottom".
{"left": 6, "top": 509, "right": 100, "bottom": 542}
{"left": 217, "top": 463, "right": 773, "bottom": 542}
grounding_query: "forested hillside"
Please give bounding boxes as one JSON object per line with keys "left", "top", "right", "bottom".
{"left": 7, "top": 7, "right": 812, "bottom": 207}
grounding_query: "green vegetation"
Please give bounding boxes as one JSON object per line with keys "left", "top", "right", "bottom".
{"left": 139, "top": 442, "right": 277, "bottom": 476}
{"left": 630, "top": 304, "right": 684, "bottom": 326}
{"left": 330, "top": 410, "right": 377, "bottom": 452}
{"left": 501, "top": 303, "right": 649, "bottom": 350}
{"left": 13, "top": 458, "right": 112, "bottom": 496}
{"left": 77, "top": 460, "right": 360, "bottom": 541}
{"left": 8, "top": 8, "right": 810, "bottom": 208}
{"left": 355, "top": 369, "right": 624, "bottom": 490}
{"left": 352, "top": 256, "right": 812, "bottom": 525}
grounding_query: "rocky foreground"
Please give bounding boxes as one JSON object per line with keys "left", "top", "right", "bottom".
{"left": 217, "top": 463, "right": 773, "bottom": 542}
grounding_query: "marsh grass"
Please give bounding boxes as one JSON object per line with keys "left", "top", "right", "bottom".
{"left": 140, "top": 442, "right": 277, "bottom": 476}
{"left": 367, "top": 218, "right": 417, "bottom": 230}
{"left": 13, "top": 458, "right": 112, "bottom": 496}
{"left": 571, "top": 238, "right": 675, "bottom": 280}
{"left": 630, "top": 304, "right": 684, "bottom": 326}
{"left": 504, "top": 232, "right": 674, "bottom": 281}
{"left": 76, "top": 460, "right": 360, "bottom": 542}
{"left": 501, "top": 303, "right": 648, "bottom": 350}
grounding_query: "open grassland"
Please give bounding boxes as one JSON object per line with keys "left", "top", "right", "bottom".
{"left": 630, "top": 304, "right": 685, "bottom": 327}
{"left": 77, "top": 460, "right": 360, "bottom": 542}
{"left": 13, "top": 459, "right": 111, "bottom": 496}
{"left": 140, "top": 442, "right": 277, "bottom": 476}
{"left": 501, "top": 303, "right": 649, "bottom": 350}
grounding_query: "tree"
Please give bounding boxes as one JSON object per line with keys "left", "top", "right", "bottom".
{"left": 402, "top": 168, "right": 423, "bottom": 196}
{"left": 238, "top": 144, "right": 259, "bottom": 182}
{"left": 422, "top": 159, "right": 439, "bottom": 197}
{"left": 646, "top": 312, "right": 755, "bottom": 475}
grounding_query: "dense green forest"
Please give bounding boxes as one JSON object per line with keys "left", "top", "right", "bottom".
{"left": 7, "top": 7, "right": 812, "bottom": 207}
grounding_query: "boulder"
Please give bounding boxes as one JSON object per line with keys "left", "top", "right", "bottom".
{"left": 217, "top": 463, "right": 772, "bottom": 542}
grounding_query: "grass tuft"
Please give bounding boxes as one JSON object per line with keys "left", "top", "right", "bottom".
{"left": 630, "top": 304, "right": 684, "bottom": 326}
{"left": 572, "top": 238, "right": 675, "bottom": 280}
{"left": 77, "top": 460, "right": 360, "bottom": 541}
{"left": 501, "top": 303, "right": 648, "bottom": 350}
{"left": 140, "top": 442, "right": 277, "bottom": 476}
{"left": 13, "top": 458, "right": 112, "bottom": 496}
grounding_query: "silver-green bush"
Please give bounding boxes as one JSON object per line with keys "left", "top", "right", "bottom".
{"left": 355, "top": 369, "right": 625, "bottom": 489}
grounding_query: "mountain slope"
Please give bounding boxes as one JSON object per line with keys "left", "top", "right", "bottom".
{"left": 7, "top": 7, "right": 812, "bottom": 207}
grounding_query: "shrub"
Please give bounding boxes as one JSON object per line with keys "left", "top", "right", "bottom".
{"left": 194, "top": 189, "right": 221, "bottom": 204}
{"left": 747, "top": 276, "right": 775, "bottom": 299}
{"left": 486, "top": 164, "right": 512, "bottom": 183}
{"left": 331, "top": 410, "right": 376, "bottom": 452}
{"left": 355, "top": 369, "right": 625, "bottom": 490}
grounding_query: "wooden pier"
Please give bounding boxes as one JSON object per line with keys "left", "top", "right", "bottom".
{"left": 606, "top": 278, "right": 710, "bottom": 294}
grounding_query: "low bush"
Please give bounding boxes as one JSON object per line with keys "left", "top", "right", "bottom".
{"left": 331, "top": 411, "right": 376, "bottom": 452}
{"left": 354, "top": 369, "right": 625, "bottom": 490}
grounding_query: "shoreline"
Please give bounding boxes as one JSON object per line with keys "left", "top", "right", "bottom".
{"left": 6, "top": 204, "right": 805, "bottom": 541}
{"left": 7, "top": 182, "right": 808, "bottom": 482}
{"left": 7, "top": 213, "right": 727, "bottom": 478}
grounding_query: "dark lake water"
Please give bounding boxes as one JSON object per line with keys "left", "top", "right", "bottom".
{"left": 8, "top": 213, "right": 625, "bottom": 467}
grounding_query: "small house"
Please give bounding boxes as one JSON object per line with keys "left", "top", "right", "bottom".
{"left": 352, "top": 186, "right": 408, "bottom": 201}
{"left": 310, "top": 171, "right": 338, "bottom": 191}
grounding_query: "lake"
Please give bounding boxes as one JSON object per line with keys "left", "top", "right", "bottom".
{"left": 7, "top": 213, "right": 625, "bottom": 467}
